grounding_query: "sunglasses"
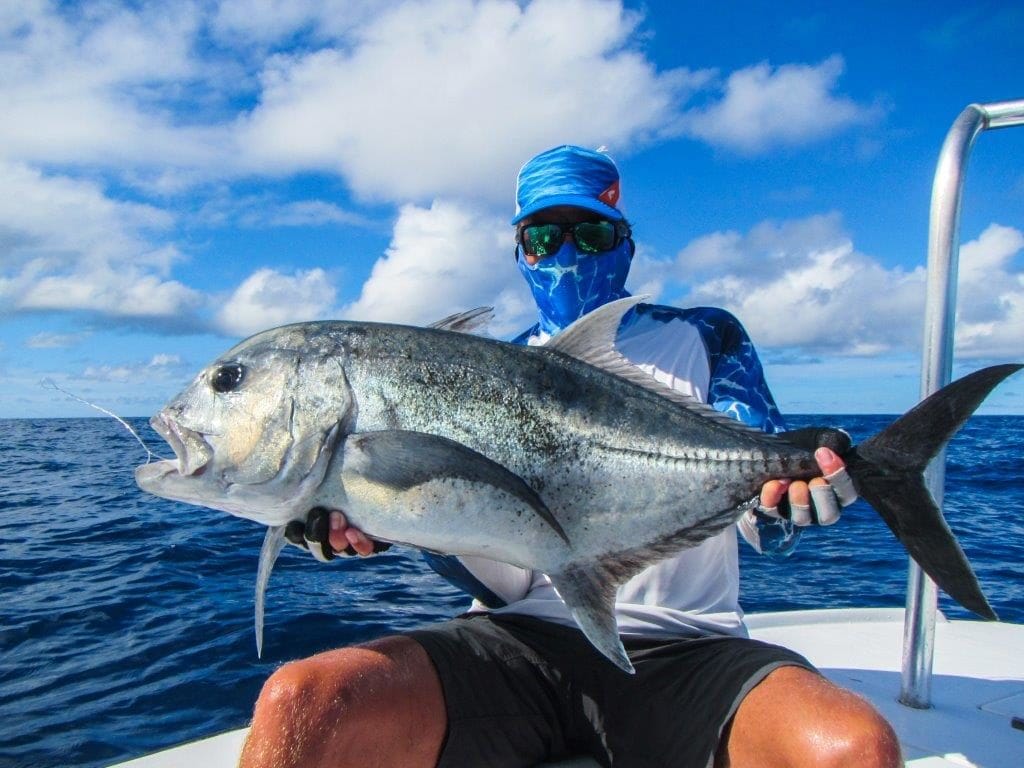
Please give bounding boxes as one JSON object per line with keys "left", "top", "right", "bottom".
{"left": 517, "top": 219, "right": 631, "bottom": 259}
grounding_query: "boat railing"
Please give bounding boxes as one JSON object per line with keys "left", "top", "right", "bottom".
{"left": 902, "top": 98, "right": 1024, "bottom": 709}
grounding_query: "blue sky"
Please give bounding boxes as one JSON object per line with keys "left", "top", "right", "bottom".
{"left": 1, "top": 0, "right": 1022, "bottom": 419}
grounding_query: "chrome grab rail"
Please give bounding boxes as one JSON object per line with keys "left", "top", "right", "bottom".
{"left": 901, "top": 99, "right": 1024, "bottom": 709}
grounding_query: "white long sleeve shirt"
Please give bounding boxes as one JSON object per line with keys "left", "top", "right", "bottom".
{"left": 423, "top": 303, "right": 790, "bottom": 639}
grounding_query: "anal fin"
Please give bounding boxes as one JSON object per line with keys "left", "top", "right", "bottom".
{"left": 550, "top": 563, "right": 633, "bottom": 674}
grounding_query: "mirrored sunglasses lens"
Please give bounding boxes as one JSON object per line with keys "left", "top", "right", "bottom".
{"left": 523, "top": 224, "right": 564, "bottom": 257}
{"left": 573, "top": 221, "right": 616, "bottom": 253}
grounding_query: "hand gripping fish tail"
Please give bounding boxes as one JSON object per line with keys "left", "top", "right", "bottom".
{"left": 840, "top": 363, "right": 1023, "bottom": 621}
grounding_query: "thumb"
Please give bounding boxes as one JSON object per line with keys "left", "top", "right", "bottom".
{"left": 814, "top": 447, "right": 845, "bottom": 476}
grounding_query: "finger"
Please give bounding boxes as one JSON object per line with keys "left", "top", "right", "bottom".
{"left": 821, "top": 466, "right": 858, "bottom": 507}
{"left": 813, "top": 447, "right": 845, "bottom": 476}
{"left": 810, "top": 478, "right": 842, "bottom": 525}
{"left": 284, "top": 520, "right": 308, "bottom": 549}
{"left": 759, "top": 479, "right": 791, "bottom": 511}
{"left": 345, "top": 527, "right": 375, "bottom": 557}
{"left": 328, "top": 511, "right": 349, "bottom": 553}
{"left": 788, "top": 480, "right": 810, "bottom": 507}
{"left": 304, "top": 508, "right": 335, "bottom": 562}
{"left": 787, "top": 480, "right": 813, "bottom": 526}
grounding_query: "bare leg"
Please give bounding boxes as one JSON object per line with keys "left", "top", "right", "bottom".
{"left": 239, "top": 636, "right": 446, "bottom": 768}
{"left": 716, "top": 666, "right": 902, "bottom": 768}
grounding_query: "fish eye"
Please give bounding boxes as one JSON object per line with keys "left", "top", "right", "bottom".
{"left": 210, "top": 363, "right": 245, "bottom": 393}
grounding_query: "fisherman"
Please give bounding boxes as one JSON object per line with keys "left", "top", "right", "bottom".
{"left": 239, "top": 146, "right": 902, "bottom": 768}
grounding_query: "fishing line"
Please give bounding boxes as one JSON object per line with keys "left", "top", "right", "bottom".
{"left": 40, "top": 378, "right": 168, "bottom": 463}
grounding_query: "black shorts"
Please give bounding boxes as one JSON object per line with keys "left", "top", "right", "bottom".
{"left": 409, "top": 613, "right": 815, "bottom": 768}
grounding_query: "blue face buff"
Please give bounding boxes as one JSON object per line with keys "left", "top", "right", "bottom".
{"left": 517, "top": 239, "right": 633, "bottom": 335}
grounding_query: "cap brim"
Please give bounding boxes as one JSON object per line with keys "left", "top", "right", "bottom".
{"left": 511, "top": 194, "right": 623, "bottom": 225}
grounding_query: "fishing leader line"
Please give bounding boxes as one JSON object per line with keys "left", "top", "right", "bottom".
{"left": 40, "top": 378, "right": 170, "bottom": 464}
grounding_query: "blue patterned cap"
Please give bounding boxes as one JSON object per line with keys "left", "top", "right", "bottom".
{"left": 511, "top": 145, "right": 623, "bottom": 225}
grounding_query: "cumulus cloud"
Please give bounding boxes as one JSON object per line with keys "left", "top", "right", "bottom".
{"left": 955, "top": 223, "right": 1024, "bottom": 358}
{"left": 343, "top": 200, "right": 532, "bottom": 335}
{"left": 0, "top": 1, "right": 233, "bottom": 172}
{"left": 0, "top": 0, "right": 919, "bottom": 399}
{"left": 211, "top": 0, "right": 384, "bottom": 44}
{"left": 681, "top": 56, "right": 880, "bottom": 153}
{"left": 3, "top": 0, "right": 710, "bottom": 196}
{"left": 676, "top": 213, "right": 850, "bottom": 281}
{"left": 1, "top": 1, "right": 885, "bottom": 208}
{"left": 215, "top": 267, "right": 338, "bottom": 337}
{"left": 665, "top": 215, "right": 1024, "bottom": 361}
{"left": 0, "top": 161, "right": 203, "bottom": 322}
{"left": 237, "top": 0, "right": 705, "bottom": 202}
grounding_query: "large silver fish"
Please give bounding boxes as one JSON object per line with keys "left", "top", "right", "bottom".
{"left": 135, "top": 297, "right": 1019, "bottom": 672}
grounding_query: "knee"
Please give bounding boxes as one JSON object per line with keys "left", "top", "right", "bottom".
{"left": 806, "top": 705, "right": 902, "bottom": 768}
{"left": 242, "top": 639, "right": 444, "bottom": 768}
{"left": 257, "top": 659, "right": 324, "bottom": 713}
{"left": 254, "top": 653, "right": 362, "bottom": 726}
{"left": 244, "top": 652, "right": 373, "bottom": 768}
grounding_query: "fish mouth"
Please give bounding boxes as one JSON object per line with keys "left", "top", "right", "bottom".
{"left": 148, "top": 411, "right": 214, "bottom": 477}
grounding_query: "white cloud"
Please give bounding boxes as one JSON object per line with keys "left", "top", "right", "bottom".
{"left": 149, "top": 353, "right": 183, "bottom": 367}
{"left": 955, "top": 223, "right": 1024, "bottom": 359}
{"left": 0, "top": 1, "right": 904, "bottom": 359}
{"left": 623, "top": 242, "right": 668, "bottom": 301}
{"left": 681, "top": 56, "right": 879, "bottom": 153}
{"left": 676, "top": 213, "right": 850, "bottom": 281}
{"left": 237, "top": 0, "right": 705, "bottom": 202}
{"left": 343, "top": 200, "right": 532, "bottom": 335}
{"left": 215, "top": 267, "right": 338, "bottom": 337}
{"left": 0, "top": 2, "right": 883, "bottom": 209}
{"left": 82, "top": 353, "right": 188, "bottom": 383}
{"left": 211, "top": 0, "right": 384, "bottom": 44}
{"left": 195, "top": 193, "right": 371, "bottom": 228}
{"left": 265, "top": 200, "right": 369, "bottom": 227}
{"left": 672, "top": 214, "right": 925, "bottom": 354}
{"left": 0, "top": 161, "right": 202, "bottom": 321}
{"left": 0, "top": 1, "right": 233, "bottom": 172}
{"left": 1, "top": 0, "right": 708, "bottom": 200}
{"left": 668, "top": 215, "right": 1024, "bottom": 361}
{"left": 25, "top": 331, "right": 92, "bottom": 349}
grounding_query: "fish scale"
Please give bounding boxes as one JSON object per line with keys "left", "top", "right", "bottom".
{"left": 135, "top": 296, "right": 1020, "bottom": 672}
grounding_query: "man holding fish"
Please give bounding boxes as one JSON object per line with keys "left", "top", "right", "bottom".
{"left": 237, "top": 146, "right": 902, "bottom": 767}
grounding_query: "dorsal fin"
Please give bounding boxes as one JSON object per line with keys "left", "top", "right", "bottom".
{"left": 545, "top": 295, "right": 643, "bottom": 359}
{"left": 545, "top": 296, "right": 766, "bottom": 434}
{"left": 429, "top": 307, "right": 494, "bottom": 335}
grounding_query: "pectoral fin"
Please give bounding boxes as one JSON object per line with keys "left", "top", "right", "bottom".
{"left": 341, "top": 430, "right": 569, "bottom": 544}
{"left": 255, "top": 524, "right": 287, "bottom": 659}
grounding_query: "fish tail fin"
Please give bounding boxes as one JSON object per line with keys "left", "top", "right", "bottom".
{"left": 847, "top": 363, "right": 1022, "bottom": 620}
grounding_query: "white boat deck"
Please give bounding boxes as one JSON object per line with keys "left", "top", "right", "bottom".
{"left": 745, "top": 608, "right": 1024, "bottom": 767}
{"left": 110, "top": 608, "right": 1024, "bottom": 768}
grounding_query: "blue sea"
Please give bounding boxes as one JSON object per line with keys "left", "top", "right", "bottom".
{"left": 1, "top": 415, "right": 1022, "bottom": 768}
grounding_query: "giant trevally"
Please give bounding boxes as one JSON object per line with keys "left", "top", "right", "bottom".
{"left": 135, "top": 296, "right": 1020, "bottom": 672}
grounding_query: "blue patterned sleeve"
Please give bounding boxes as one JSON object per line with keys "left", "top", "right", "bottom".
{"left": 689, "top": 307, "right": 801, "bottom": 556}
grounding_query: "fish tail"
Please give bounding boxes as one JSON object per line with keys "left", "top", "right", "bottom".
{"left": 845, "top": 363, "right": 1022, "bottom": 620}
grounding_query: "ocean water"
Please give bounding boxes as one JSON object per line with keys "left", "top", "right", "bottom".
{"left": 0, "top": 415, "right": 1021, "bottom": 768}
